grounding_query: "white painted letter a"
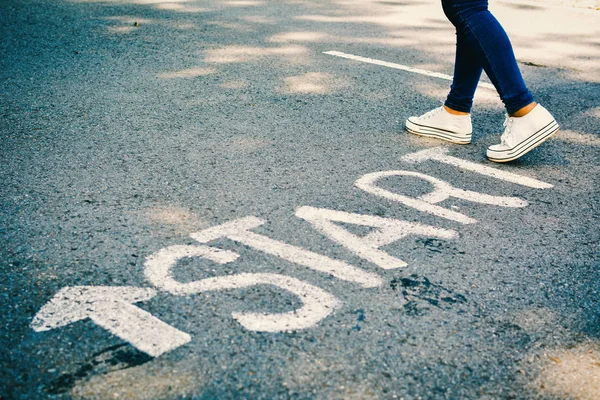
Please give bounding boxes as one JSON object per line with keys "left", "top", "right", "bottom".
{"left": 296, "top": 206, "right": 458, "bottom": 270}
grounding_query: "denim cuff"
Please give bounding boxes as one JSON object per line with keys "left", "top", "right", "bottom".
{"left": 504, "top": 89, "right": 535, "bottom": 115}
{"left": 444, "top": 96, "right": 473, "bottom": 113}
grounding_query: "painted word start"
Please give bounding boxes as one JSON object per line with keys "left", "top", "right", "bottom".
{"left": 31, "top": 147, "right": 553, "bottom": 357}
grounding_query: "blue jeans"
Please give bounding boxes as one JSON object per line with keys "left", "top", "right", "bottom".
{"left": 442, "top": 0, "right": 534, "bottom": 114}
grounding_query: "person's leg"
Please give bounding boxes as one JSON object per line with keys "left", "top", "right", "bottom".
{"left": 443, "top": 10, "right": 484, "bottom": 115}
{"left": 439, "top": 0, "right": 558, "bottom": 162}
{"left": 405, "top": 0, "right": 558, "bottom": 155}
{"left": 441, "top": 0, "right": 534, "bottom": 115}
{"left": 403, "top": 0, "right": 479, "bottom": 144}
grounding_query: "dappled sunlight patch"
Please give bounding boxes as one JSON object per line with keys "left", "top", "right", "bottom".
{"left": 71, "top": 361, "right": 205, "bottom": 400}
{"left": 531, "top": 344, "right": 600, "bottom": 400}
{"left": 511, "top": 307, "right": 558, "bottom": 332}
{"left": 363, "top": 90, "right": 392, "bottom": 102}
{"left": 105, "top": 16, "right": 154, "bottom": 24}
{"left": 228, "top": 137, "right": 268, "bottom": 152}
{"left": 157, "top": 67, "right": 217, "bottom": 79}
{"left": 269, "top": 31, "right": 328, "bottom": 43}
{"left": 400, "top": 132, "right": 451, "bottom": 147}
{"left": 222, "top": 0, "right": 265, "bottom": 6}
{"left": 472, "top": 86, "right": 501, "bottom": 105}
{"left": 283, "top": 0, "right": 326, "bottom": 7}
{"left": 104, "top": 14, "right": 197, "bottom": 32}
{"left": 269, "top": 31, "right": 412, "bottom": 47}
{"left": 282, "top": 72, "right": 346, "bottom": 94}
{"left": 170, "top": 23, "right": 197, "bottom": 30}
{"left": 279, "top": 353, "right": 377, "bottom": 398}
{"left": 513, "top": 40, "right": 600, "bottom": 81}
{"left": 82, "top": 0, "right": 193, "bottom": 3}
{"left": 205, "top": 20, "right": 256, "bottom": 31}
{"left": 295, "top": 6, "right": 446, "bottom": 29}
{"left": 493, "top": 5, "right": 600, "bottom": 79}
{"left": 412, "top": 81, "right": 501, "bottom": 110}
{"left": 327, "top": 36, "right": 416, "bottom": 48}
{"left": 412, "top": 63, "right": 451, "bottom": 74}
{"left": 135, "top": 0, "right": 191, "bottom": 3}
{"left": 534, "top": 164, "right": 597, "bottom": 188}
{"left": 279, "top": 353, "right": 338, "bottom": 389}
{"left": 294, "top": 14, "right": 364, "bottom": 23}
{"left": 349, "top": 36, "right": 413, "bottom": 47}
{"left": 219, "top": 80, "right": 249, "bottom": 89}
{"left": 154, "top": 3, "right": 209, "bottom": 12}
{"left": 107, "top": 26, "right": 137, "bottom": 34}
{"left": 294, "top": 0, "right": 598, "bottom": 82}
{"left": 146, "top": 206, "right": 207, "bottom": 233}
{"left": 384, "top": 29, "right": 456, "bottom": 49}
{"left": 203, "top": 45, "right": 309, "bottom": 64}
{"left": 240, "top": 15, "right": 276, "bottom": 24}
{"left": 554, "top": 130, "right": 600, "bottom": 147}
{"left": 548, "top": 102, "right": 600, "bottom": 149}
{"left": 103, "top": 16, "right": 153, "bottom": 34}
{"left": 504, "top": 0, "right": 599, "bottom": 10}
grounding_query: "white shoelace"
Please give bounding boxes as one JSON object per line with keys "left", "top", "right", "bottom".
{"left": 420, "top": 106, "right": 444, "bottom": 120}
{"left": 501, "top": 115, "right": 514, "bottom": 144}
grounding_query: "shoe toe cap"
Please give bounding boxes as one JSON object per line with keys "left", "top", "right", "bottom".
{"left": 487, "top": 144, "right": 507, "bottom": 151}
{"left": 405, "top": 117, "right": 419, "bottom": 129}
{"left": 486, "top": 143, "right": 511, "bottom": 156}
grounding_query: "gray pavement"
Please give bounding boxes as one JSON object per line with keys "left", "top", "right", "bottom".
{"left": 1, "top": 0, "right": 599, "bottom": 399}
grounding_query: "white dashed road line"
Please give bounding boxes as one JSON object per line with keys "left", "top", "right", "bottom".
{"left": 323, "top": 51, "right": 496, "bottom": 90}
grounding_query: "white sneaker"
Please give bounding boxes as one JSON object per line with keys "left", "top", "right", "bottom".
{"left": 487, "top": 104, "right": 559, "bottom": 163}
{"left": 405, "top": 106, "right": 472, "bottom": 144}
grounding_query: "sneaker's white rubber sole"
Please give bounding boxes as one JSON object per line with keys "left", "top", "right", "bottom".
{"left": 405, "top": 119, "right": 472, "bottom": 145}
{"left": 487, "top": 120, "right": 559, "bottom": 163}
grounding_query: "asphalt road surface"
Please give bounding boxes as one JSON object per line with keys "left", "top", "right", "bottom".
{"left": 1, "top": 0, "right": 599, "bottom": 399}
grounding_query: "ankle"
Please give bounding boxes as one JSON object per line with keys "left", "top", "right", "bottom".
{"left": 510, "top": 102, "right": 537, "bottom": 118}
{"left": 443, "top": 105, "right": 470, "bottom": 116}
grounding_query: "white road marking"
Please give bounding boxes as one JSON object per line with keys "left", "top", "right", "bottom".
{"left": 145, "top": 245, "right": 240, "bottom": 295}
{"left": 401, "top": 147, "right": 553, "bottom": 189}
{"left": 144, "top": 247, "right": 340, "bottom": 331}
{"left": 31, "top": 144, "right": 556, "bottom": 355}
{"left": 189, "top": 216, "right": 383, "bottom": 288}
{"left": 31, "top": 286, "right": 191, "bottom": 357}
{"left": 323, "top": 51, "right": 496, "bottom": 90}
{"left": 355, "top": 170, "right": 528, "bottom": 224}
{"left": 295, "top": 206, "right": 458, "bottom": 270}
{"left": 229, "top": 274, "right": 341, "bottom": 332}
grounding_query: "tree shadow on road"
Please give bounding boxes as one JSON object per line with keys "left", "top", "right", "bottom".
{"left": 1, "top": 0, "right": 599, "bottom": 399}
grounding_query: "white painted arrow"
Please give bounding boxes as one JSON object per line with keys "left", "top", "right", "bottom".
{"left": 31, "top": 286, "right": 191, "bottom": 357}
